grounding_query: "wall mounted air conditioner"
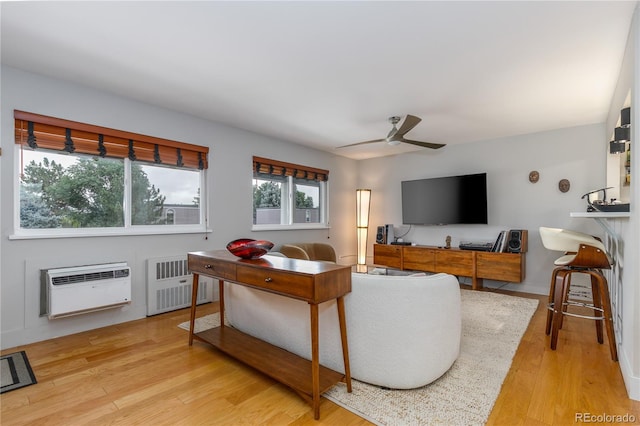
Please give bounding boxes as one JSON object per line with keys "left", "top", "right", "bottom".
{"left": 44, "top": 262, "right": 131, "bottom": 319}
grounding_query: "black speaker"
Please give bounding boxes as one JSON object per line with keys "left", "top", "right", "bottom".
{"left": 506, "top": 229, "right": 528, "bottom": 253}
{"left": 375, "top": 224, "right": 394, "bottom": 244}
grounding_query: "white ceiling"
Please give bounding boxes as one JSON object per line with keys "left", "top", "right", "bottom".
{"left": 1, "top": 1, "right": 637, "bottom": 160}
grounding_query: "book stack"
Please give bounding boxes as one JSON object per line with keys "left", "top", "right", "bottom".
{"left": 491, "top": 230, "right": 509, "bottom": 252}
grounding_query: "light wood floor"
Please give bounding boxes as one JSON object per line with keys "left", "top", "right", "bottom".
{"left": 2, "top": 287, "right": 638, "bottom": 425}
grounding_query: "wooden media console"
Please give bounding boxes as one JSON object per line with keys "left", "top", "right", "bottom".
{"left": 373, "top": 232, "right": 527, "bottom": 290}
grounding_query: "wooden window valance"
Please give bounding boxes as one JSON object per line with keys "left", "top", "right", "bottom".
{"left": 253, "top": 156, "right": 329, "bottom": 182}
{"left": 14, "top": 110, "right": 209, "bottom": 170}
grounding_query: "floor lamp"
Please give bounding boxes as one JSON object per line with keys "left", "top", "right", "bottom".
{"left": 356, "top": 189, "right": 371, "bottom": 273}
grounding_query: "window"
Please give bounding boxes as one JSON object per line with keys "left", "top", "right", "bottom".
{"left": 293, "top": 178, "right": 321, "bottom": 223}
{"left": 14, "top": 110, "right": 209, "bottom": 237}
{"left": 252, "top": 156, "right": 328, "bottom": 229}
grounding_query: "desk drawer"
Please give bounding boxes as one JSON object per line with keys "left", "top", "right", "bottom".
{"left": 188, "top": 254, "right": 236, "bottom": 280}
{"left": 236, "top": 265, "right": 314, "bottom": 300}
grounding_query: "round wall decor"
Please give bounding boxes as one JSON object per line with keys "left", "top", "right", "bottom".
{"left": 529, "top": 171, "right": 539, "bottom": 183}
{"left": 558, "top": 179, "right": 570, "bottom": 193}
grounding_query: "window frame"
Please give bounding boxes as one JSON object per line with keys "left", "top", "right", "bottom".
{"left": 12, "top": 150, "right": 209, "bottom": 239}
{"left": 251, "top": 157, "right": 329, "bottom": 231}
{"left": 9, "top": 110, "right": 211, "bottom": 239}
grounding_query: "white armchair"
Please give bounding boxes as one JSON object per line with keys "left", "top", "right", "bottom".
{"left": 225, "top": 271, "right": 461, "bottom": 389}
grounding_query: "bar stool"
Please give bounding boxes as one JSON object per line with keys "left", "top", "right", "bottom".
{"left": 539, "top": 227, "right": 617, "bottom": 361}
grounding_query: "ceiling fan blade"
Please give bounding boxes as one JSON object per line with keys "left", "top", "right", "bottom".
{"left": 336, "top": 138, "right": 386, "bottom": 149}
{"left": 399, "top": 138, "right": 446, "bottom": 149}
{"left": 394, "top": 114, "right": 422, "bottom": 138}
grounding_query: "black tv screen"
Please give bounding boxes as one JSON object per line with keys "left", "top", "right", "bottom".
{"left": 401, "top": 173, "right": 488, "bottom": 225}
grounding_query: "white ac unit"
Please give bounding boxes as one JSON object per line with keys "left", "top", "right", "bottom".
{"left": 46, "top": 262, "right": 132, "bottom": 319}
{"left": 146, "top": 255, "right": 215, "bottom": 316}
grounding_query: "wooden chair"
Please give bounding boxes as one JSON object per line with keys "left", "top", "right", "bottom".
{"left": 539, "top": 227, "right": 617, "bottom": 361}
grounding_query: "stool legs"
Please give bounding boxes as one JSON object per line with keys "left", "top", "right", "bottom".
{"left": 590, "top": 273, "right": 604, "bottom": 344}
{"left": 546, "top": 266, "right": 567, "bottom": 335}
{"left": 550, "top": 270, "right": 569, "bottom": 350}
{"left": 547, "top": 268, "right": 618, "bottom": 361}
{"left": 591, "top": 270, "right": 618, "bottom": 361}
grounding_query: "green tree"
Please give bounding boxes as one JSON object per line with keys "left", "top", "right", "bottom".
{"left": 52, "top": 158, "right": 125, "bottom": 227}
{"left": 19, "top": 183, "right": 61, "bottom": 228}
{"left": 132, "top": 165, "right": 166, "bottom": 225}
{"left": 21, "top": 156, "right": 165, "bottom": 228}
{"left": 22, "top": 157, "right": 65, "bottom": 213}
{"left": 253, "top": 181, "right": 281, "bottom": 209}
{"left": 295, "top": 191, "right": 314, "bottom": 208}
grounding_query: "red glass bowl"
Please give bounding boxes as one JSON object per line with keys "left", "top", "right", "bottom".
{"left": 226, "top": 238, "right": 274, "bottom": 259}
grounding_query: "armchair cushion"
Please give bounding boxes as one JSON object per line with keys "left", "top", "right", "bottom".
{"left": 280, "top": 243, "right": 336, "bottom": 262}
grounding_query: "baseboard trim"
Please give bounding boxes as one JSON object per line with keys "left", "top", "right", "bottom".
{"left": 620, "top": 346, "right": 640, "bottom": 401}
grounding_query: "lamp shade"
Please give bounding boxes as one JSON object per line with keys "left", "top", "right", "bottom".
{"left": 356, "top": 189, "right": 371, "bottom": 266}
{"left": 356, "top": 189, "right": 371, "bottom": 228}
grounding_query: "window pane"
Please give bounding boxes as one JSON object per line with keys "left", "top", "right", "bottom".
{"left": 20, "top": 150, "right": 124, "bottom": 228}
{"left": 253, "top": 176, "right": 284, "bottom": 225}
{"left": 293, "top": 179, "right": 321, "bottom": 223}
{"left": 133, "top": 164, "right": 201, "bottom": 225}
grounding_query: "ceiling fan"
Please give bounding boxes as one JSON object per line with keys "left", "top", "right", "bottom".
{"left": 338, "top": 115, "right": 445, "bottom": 150}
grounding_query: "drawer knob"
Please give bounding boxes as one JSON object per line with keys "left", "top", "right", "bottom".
{"left": 204, "top": 264, "right": 213, "bottom": 269}
{"left": 264, "top": 277, "right": 273, "bottom": 283}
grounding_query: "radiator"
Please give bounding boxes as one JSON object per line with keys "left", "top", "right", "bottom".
{"left": 45, "top": 262, "right": 132, "bottom": 319}
{"left": 146, "top": 255, "right": 215, "bottom": 316}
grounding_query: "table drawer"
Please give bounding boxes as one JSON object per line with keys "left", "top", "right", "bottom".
{"left": 188, "top": 254, "right": 236, "bottom": 280}
{"left": 236, "top": 265, "right": 314, "bottom": 300}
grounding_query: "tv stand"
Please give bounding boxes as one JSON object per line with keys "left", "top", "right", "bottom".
{"left": 373, "top": 235, "right": 527, "bottom": 290}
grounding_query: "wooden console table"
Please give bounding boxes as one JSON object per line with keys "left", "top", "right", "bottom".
{"left": 187, "top": 250, "right": 352, "bottom": 420}
{"left": 374, "top": 242, "right": 526, "bottom": 290}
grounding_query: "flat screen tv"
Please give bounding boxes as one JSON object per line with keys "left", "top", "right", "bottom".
{"left": 401, "top": 173, "right": 488, "bottom": 225}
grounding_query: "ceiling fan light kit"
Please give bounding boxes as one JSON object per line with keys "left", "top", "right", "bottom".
{"left": 338, "top": 114, "right": 446, "bottom": 150}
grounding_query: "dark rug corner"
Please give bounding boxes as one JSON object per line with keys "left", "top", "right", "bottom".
{"left": 1, "top": 351, "right": 37, "bottom": 394}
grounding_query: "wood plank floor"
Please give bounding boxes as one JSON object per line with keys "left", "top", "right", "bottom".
{"left": 2, "top": 287, "right": 639, "bottom": 425}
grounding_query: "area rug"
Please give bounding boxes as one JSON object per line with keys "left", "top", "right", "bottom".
{"left": 179, "top": 290, "right": 538, "bottom": 425}
{"left": 178, "top": 313, "right": 222, "bottom": 333}
{"left": 1, "top": 351, "right": 37, "bottom": 394}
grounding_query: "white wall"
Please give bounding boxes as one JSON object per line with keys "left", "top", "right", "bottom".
{"left": 357, "top": 124, "right": 606, "bottom": 296}
{"left": 606, "top": 3, "right": 640, "bottom": 401}
{"left": 629, "top": 4, "right": 640, "bottom": 401}
{"left": 0, "top": 66, "right": 358, "bottom": 349}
